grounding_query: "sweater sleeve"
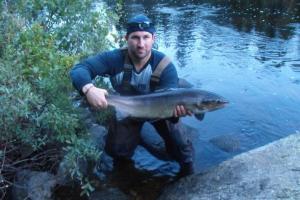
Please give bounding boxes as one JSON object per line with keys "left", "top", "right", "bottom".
{"left": 69, "top": 51, "right": 116, "bottom": 94}
{"left": 157, "top": 61, "right": 179, "bottom": 90}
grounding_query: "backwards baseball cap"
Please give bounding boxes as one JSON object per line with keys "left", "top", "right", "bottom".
{"left": 126, "top": 14, "right": 155, "bottom": 35}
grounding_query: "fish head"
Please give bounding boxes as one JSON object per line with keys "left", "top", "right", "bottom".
{"left": 195, "top": 91, "right": 229, "bottom": 112}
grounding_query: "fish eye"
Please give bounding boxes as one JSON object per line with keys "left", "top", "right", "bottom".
{"left": 202, "top": 100, "right": 211, "bottom": 104}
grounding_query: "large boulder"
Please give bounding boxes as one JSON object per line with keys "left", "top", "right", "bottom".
{"left": 140, "top": 122, "right": 171, "bottom": 161}
{"left": 12, "top": 170, "right": 57, "bottom": 200}
{"left": 159, "top": 132, "right": 300, "bottom": 200}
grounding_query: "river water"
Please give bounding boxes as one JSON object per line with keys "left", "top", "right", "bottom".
{"left": 118, "top": 0, "right": 300, "bottom": 157}
{"left": 96, "top": 0, "right": 300, "bottom": 199}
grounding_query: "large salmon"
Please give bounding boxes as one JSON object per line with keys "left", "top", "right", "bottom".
{"left": 106, "top": 88, "right": 228, "bottom": 120}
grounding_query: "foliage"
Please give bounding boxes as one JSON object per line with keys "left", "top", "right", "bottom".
{"left": 0, "top": 0, "right": 118, "bottom": 197}
{"left": 6, "top": 0, "right": 119, "bottom": 54}
{"left": 63, "top": 136, "right": 102, "bottom": 196}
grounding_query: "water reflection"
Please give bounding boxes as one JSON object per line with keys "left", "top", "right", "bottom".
{"left": 174, "top": 9, "right": 198, "bottom": 68}
{"left": 212, "top": 0, "right": 300, "bottom": 39}
{"left": 118, "top": 0, "right": 300, "bottom": 39}
{"left": 115, "top": 0, "right": 299, "bottom": 69}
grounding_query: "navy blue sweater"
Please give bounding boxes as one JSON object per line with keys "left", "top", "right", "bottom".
{"left": 70, "top": 48, "right": 179, "bottom": 95}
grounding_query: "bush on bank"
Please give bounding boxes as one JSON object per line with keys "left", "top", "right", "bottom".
{"left": 0, "top": 0, "right": 118, "bottom": 196}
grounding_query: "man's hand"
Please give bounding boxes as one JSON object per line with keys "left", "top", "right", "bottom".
{"left": 82, "top": 84, "right": 108, "bottom": 109}
{"left": 173, "top": 105, "right": 192, "bottom": 118}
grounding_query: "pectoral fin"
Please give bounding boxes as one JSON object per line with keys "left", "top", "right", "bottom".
{"left": 115, "top": 108, "right": 129, "bottom": 121}
{"left": 194, "top": 113, "right": 205, "bottom": 121}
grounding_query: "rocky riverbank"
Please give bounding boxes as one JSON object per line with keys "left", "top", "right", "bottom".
{"left": 159, "top": 132, "right": 300, "bottom": 200}
{"left": 9, "top": 94, "right": 300, "bottom": 200}
{"left": 10, "top": 96, "right": 300, "bottom": 200}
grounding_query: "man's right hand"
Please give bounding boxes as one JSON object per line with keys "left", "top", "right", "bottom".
{"left": 82, "top": 84, "right": 108, "bottom": 109}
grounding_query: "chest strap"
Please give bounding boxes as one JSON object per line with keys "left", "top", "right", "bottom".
{"left": 121, "top": 49, "right": 134, "bottom": 92}
{"left": 150, "top": 56, "right": 171, "bottom": 90}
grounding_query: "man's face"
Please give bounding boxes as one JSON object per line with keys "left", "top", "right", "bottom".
{"left": 126, "top": 31, "right": 155, "bottom": 60}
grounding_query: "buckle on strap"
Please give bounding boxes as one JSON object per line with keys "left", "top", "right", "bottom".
{"left": 124, "top": 63, "right": 133, "bottom": 70}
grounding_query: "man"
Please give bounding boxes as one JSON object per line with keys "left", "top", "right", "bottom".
{"left": 70, "top": 14, "right": 194, "bottom": 176}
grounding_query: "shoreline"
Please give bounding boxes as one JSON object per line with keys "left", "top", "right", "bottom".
{"left": 159, "top": 132, "right": 300, "bottom": 200}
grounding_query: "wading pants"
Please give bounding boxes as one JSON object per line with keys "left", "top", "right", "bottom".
{"left": 104, "top": 117, "right": 194, "bottom": 167}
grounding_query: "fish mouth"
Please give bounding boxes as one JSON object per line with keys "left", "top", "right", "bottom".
{"left": 203, "top": 98, "right": 229, "bottom": 105}
{"left": 221, "top": 99, "right": 229, "bottom": 105}
{"left": 216, "top": 96, "right": 229, "bottom": 105}
{"left": 209, "top": 104, "right": 226, "bottom": 111}
{"left": 201, "top": 98, "right": 229, "bottom": 111}
{"left": 218, "top": 99, "right": 229, "bottom": 108}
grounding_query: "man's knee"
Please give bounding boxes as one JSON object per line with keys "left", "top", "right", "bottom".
{"left": 104, "top": 118, "right": 142, "bottom": 159}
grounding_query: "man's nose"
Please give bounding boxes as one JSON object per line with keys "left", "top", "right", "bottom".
{"left": 137, "top": 38, "right": 145, "bottom": 47}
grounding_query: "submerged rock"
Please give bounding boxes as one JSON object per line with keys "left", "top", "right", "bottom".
{"left": 209, "top": 134, "right": 241, "bottom": 153}
{"left": 140, "top": 122, "right": 172, "bottom": 161}
{"left": 159, "top": 132, "right": 300, "bottom": 200}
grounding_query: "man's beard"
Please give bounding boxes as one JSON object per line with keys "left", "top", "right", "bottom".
{"left": 130, "top": 48, "right": 151, "bottom": 60}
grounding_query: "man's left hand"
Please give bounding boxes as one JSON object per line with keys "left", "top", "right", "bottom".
{"left": 173, "top": 105, "right": 193, "bottom": 118}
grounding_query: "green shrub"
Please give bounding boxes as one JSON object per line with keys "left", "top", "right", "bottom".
{"left": 6, "top": 0, "right": 118, "bottom": 54}
{"left": 0, "top": 0, "right": 119, "bottom": 196}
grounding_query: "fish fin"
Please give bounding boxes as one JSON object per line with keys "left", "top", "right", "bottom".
{"left": 178, "top": 78, "right": 194, "bottom": 88}
{"left": 194, "top": 113, "right": 205, "bottom": 121}
{"left": 153, "top": 88, "right": 176, "bottom": 93}
{"left": 115, "top": 108, "right": 129, "bottom": 121}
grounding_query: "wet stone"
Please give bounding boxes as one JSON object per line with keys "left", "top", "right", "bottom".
{"left": 209, "top": 134, "right": 241, "bottom": 153}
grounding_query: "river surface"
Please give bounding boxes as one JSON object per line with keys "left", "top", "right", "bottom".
{"left": 97, "top": 0, "right": 300, "bottom": 199}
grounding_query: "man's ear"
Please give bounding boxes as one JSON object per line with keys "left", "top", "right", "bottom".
{"left": 125, "top": 34, "right": 128, "bottom": 41}
{"left": 152, "top": 33, "right": 156, "bottom": 41}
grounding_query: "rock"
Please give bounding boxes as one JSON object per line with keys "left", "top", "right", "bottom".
{"left": 12, "top": 170, "right": 57, "bottom": 200}
{"left": 139, "top": 122, "right": 231, "bottom": 173}
{"left": 76, "top": 98, "right": 98, "bottom": 129}
{"left": 139, "top": 122, "right": 200, "bottom": 161}
{"left": 159, "top": 133, "right": 300, "bottom": 200}
{"left": 89, "top": 187, "right": 129, "bottom": 200}
{"left": 88, "top": 124, "right": 108, "bottom": 150}
{"left": 140, "top": 122, "right": 172, "bottom": 161}
{"left": 209, "top": 134, "right": 241, "bottom": 153}
{"left": 80, "top": 106, "right": 97, "bottom": 129}
{"left": 93, "top": 152, "right": 114, "bottom": 181}
{"left": 56, "top": 155, "right": 89, "bottom": 186}
{"left": 133, "top": 146, "right": 179, "bottom": 176}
